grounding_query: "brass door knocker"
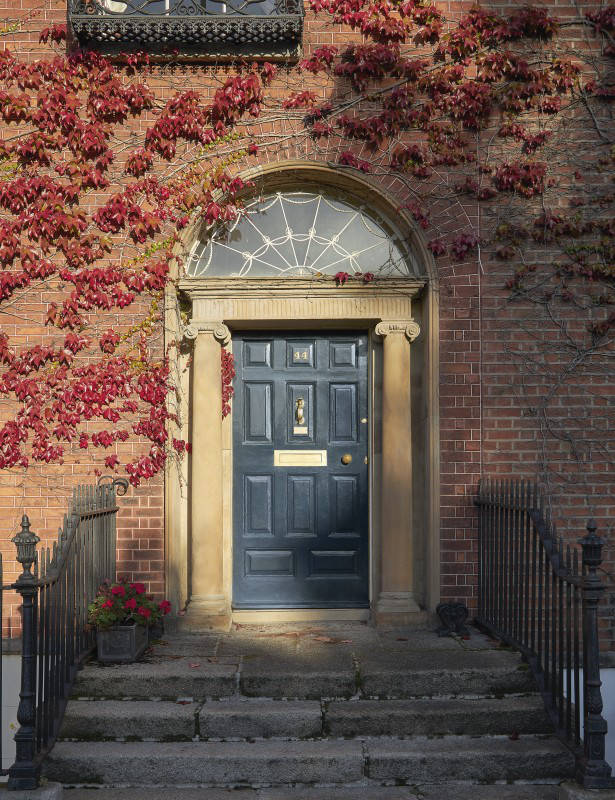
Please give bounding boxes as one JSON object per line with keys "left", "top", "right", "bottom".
{"left": 295, "top": 397, "right": 305, "bottom": 426}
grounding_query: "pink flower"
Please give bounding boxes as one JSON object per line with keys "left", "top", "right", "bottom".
{"left": 124, "top": 597, "right": 137, "bottom": 610}
{"left": 102, "top": 600, "right": 113, "bottom": 609}
{"left": 138, "top": 606, "right": 151, "bottom": 619}
{"left": 158, "top": 600, "right": 171, "bottom": 615}
{"left": 130, "top": 582, "right": 146, "bottom": 594}
{"left": 111, "top": 585, "right": 126, "bottom": 597}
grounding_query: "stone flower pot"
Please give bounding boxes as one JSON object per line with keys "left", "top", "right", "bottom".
{"left": 96, "top": 623, "right": 148, "bottom": 664}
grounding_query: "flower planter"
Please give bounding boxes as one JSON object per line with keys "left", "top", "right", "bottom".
{"left": 96, "top": 623, "right": 148, "bottom": 664}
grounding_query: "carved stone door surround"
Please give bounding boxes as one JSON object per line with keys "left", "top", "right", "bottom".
{"left": 174, "top": 277, "right": 436, "bottom": 629}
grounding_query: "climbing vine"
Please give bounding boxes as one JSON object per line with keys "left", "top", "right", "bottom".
{"left": 0, "top": 1, "right": 613, "bottom": 496}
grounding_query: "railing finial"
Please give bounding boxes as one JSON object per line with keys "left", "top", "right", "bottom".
{"left": 11, "top": 514, "right": 40, "bottom": 580}
{"left": 580, "top": 518, "right": 604, "bottom": 570}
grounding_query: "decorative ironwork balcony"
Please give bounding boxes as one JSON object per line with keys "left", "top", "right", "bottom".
{"left": 68, "top": 0, "right": 304, "bottom": 58}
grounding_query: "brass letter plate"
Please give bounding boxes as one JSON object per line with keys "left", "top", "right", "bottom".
{"left": 274, "top": 450, "right": 328, "bottom": 467}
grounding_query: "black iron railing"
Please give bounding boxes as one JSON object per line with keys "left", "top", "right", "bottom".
{"left": 1, "top": 476, "right": 127, "bottom": 790}
{"left": 68, "top": 0, "right": 304, "bottom": 55}
{"left": 476, "top": 478, "right": 614, "bottom": 789}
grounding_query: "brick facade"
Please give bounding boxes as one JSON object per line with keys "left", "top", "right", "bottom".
{"left": 0, "top": 0, "right": 612, "bottom": 653}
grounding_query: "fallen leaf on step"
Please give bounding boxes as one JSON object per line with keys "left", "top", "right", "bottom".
{"left": 312, "top": 636, "right": 352, "bottom": 644}
{"left": 188, "top": 662, "right": 201, "bottom": 668}
{"left": 396, "top": 637, "right": 408, "bottom": 641}
{"left": 509, "top": 731, "right": 519, "bottom": 741}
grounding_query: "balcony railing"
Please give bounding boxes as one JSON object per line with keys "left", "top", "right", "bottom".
{"left": 68, "top": 0, "right": 305, "bottom": 57}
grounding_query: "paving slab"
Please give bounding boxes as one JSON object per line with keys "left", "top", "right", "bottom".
{"left": 357, "top": 648, "right": 536, "bottom": 697}
{"left": 419, "top": 785, "right": 560, "bottom": 800}
{"left": 72, "top": 659, "right": 237, "bottom": 699}
{"left": 240, "top": 652, "right": 357, "bottom": 699}
{"left": 199, "top": 699, "right": 322, "bottom": 739}
{"left": 59, "top": 700, "right": 197, "bottom": 740}
{"left": 0, "top": 783, "right": 63, "bottom": 800}
{"left": 366, "top": 735, "right": 575, "bottom": 783}
{"left": 43, "top": 740, "right": 364, "bottom": 786}
{"left": 558, "top": 782, "right": 615, "bottom": 799}
{"left": 61, "top": 783, "right": 562, "bottom": 800}
{"left": 325, "top": 695, "right": 552, "bottom": 737}
{"left": 62, "top": 788, "right": 416, "bottom": 800}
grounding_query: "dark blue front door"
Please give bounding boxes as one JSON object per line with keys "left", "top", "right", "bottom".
{"left": 233, "top": 332, "right": 369, "bottom": 608}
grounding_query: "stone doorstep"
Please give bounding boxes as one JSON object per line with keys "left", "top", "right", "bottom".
{"left": 59, "top": 695, "right": 552, "bottom": 741}
{"left": 42, "top": 735, "right": 575, "bottom": 787}
{"left": 72, "top": 628, "right": 531, "bottom": 702}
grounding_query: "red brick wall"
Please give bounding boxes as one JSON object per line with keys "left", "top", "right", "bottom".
{"left": 0, "top": 0, "right": 612, "bottom": 656}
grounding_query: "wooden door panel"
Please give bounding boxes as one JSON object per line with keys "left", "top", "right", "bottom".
{"left": 286, "top": 474, "right": 316, "bottom": 537}
{"left": 233, "top": 332, "right": 369, "bottom": 608}
{"left": 243, "top": 382, "right": 273, "bottom": 443}
{"left": 329, "top": 383, "right": 358, "bottom": 442}
{"left": 242, "top": 475, "right": 273, "bottom": 537}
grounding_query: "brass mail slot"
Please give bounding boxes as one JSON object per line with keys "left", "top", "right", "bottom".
{"left": 274, "top": 450, "right": 328, "bottom": 467}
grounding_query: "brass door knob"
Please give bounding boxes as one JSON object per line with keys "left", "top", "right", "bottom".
{"left": 341, "top": 454, "right": 352, "bottom": 465}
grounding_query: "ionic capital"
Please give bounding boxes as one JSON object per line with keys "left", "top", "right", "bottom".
{"left": 374, "top": 319, "right": 421, "bottom": 342}
{"left": 183, "top": 321, "right": 232, "bottom": 346}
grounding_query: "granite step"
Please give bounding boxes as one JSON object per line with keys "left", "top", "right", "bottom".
{"left": 71, "top": 658, "right": 237, "bottom": 700}
{"left": 59, "top": 694, "right": 551, "bottom": 742}
{"left": 59, "top": 699, "right": 323, "bottom": 741}
{"left": 325, "top": 695, "right": 552, "bottom": 737}
{"left": 43, "top": 735, "right": 575, "bottom": 787}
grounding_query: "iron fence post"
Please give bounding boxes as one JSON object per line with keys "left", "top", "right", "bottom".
{"left": 7, "top": 515, "right": 40, "bottom": 790}
{"left": 578, "top": 519, "right": 612, "bottom": 789}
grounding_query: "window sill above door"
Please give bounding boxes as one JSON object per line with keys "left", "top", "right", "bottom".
{"left": 68, "top": 0, "right": 304, "bottom": 61}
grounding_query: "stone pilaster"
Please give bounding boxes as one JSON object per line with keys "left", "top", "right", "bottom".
{"left": 374, "top": 320, "right": 422, "bottom": 622}
{"left": 184, "top": 321, "right": 231, "bottom": 631}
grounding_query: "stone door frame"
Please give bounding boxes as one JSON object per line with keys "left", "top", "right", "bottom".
{"left": 169, "top": 276, "right": 440, "bottom": 629}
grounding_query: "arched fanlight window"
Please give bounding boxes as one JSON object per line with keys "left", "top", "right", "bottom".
{"left": 186, "top": 190, "right": 419, "bottom": 278}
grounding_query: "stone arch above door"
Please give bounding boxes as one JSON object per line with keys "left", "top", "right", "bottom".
{"left": 177, "top": 161, "right": 435, "bottom": 285}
